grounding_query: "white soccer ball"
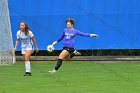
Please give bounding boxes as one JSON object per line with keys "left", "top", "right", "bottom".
{"left": 47, "top": 45, "right": 55, "bottom": 52}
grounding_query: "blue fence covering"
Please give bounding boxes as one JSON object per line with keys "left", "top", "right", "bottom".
{"left": 9, "top": 0, "right": 140, "bottom": 50}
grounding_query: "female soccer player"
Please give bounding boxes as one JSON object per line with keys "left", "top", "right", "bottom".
{"left": 14, "top": 22, "right": 38, "bottom": 76}
{"left": 49, "top": 19, "right": 98, "bottom": 73}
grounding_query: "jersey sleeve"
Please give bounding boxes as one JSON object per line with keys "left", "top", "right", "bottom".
{"left": 16, "top": 31, "right": 20, "bottom": 39}
{"left": 76, "top": 30, "right": 90, "bottom": 37}
{"left": 28, "top": 31, "right": 34, "bottom": 37}
{"left": 56, "top": 31, "right": 65, "bottom": 42}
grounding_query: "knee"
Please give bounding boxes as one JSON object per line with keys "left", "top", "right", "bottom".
{"left": 58, "top": 57, "right": 62, "bottom": 59}
{"left": 58, "top": 56, "right": 64, "bottom": 60}
{"left": 24, "top": 56, "right": 29, "bottom": 61}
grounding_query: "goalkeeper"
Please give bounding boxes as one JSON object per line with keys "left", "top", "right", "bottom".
{"left": 49, "top": 18, "right": 98, "bottom": 73}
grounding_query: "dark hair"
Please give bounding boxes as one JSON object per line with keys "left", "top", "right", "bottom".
{"left": 66, "top": 18, "right": 75, "bottom": 26}
{"left": 20, "top": 22, "right": 30, "bottom": 35}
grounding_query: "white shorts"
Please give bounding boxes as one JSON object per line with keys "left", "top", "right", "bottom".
{"left": 21, "top": 47, "right": 34, "bottom": 54}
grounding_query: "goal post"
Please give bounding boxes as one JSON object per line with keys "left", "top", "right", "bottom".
{"left": 0, "top": 0, "right": 16, "bottom": 65}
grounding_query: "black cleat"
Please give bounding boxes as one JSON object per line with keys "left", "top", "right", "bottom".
{"left": 24, "top": 72, "right": 32, "bottom": 76}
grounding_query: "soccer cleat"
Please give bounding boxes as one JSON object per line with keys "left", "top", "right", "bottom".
{"left": 74, "top": 50, "right": 81, "bottom": 56}
{"left": 24, "top": 72, "right": 32, "bottom": 76}
{"left": 48, "top": 69, "right": 57, "bottom": 73}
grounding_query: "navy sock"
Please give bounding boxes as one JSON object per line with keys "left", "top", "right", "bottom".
{"left": 70, "top": 53, "right": 75, "bottom": 59}
{"left": 55, "top": 59, "right": 63, "bottom": 70}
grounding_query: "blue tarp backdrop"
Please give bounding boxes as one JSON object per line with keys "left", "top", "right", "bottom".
{"left": 9, "top": 0, "right": 140, "bottom": 50}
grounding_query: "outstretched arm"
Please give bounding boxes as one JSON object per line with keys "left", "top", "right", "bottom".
{"left": 77, "top": 31, "right": 98, "bottom": 38}
{"left": 52, "top": 32, "right": 65, "bottom": 46}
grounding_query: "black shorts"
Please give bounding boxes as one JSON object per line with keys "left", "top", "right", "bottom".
{"left": 63, "top": 47, "right": 74, "bottom": 54}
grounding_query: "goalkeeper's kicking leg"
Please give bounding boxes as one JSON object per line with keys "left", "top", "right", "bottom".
{"left": 64, "top": 50, "right": 81, "bottom": 61}
{"left": 70, "top": 50, "right": 81, "bottom": 59}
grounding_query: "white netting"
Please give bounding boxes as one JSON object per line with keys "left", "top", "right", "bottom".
{"left": 0, "top": 0, "right": 15, "bottom": 65}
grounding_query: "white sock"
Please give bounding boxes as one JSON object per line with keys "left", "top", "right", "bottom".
{"left": 25, "top": 61, "right": 31, "bottom": 73}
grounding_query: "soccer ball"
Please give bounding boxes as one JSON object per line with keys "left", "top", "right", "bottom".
{"left": 47, "top": 45, "right": 55, "bottom": 52}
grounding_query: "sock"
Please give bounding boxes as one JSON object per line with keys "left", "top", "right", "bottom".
{"left": 55, "top": 59, "right": 62, "bottom": 70}
{"left": 25, "top": 61, "right": 31, "bottom": 73}
{"left": 70, "top": 53, "right": 75, "bottom": 59}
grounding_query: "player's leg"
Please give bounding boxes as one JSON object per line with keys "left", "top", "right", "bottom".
{"left": 55, "top": 50, "right": 70, "bottom": 69}
{"left": 64, "top": 50, "right": 81, "bottom": 61}
{"left": 49, "top": 50, "right": 70, "bottom": 73}
{"left": 64, "top": 54, "right": 70, "bottom": 61}
{"left": 24, "top": 50, "right": 33, "bottom": 76}
{"left": 59, "top": 50, "right": 82, "bottom": 62}
{"left": 69, "top": 50, "right": 81, "bottom": 59}
{"left": 22, "top": 48, "right": 26, "bottom": 60}
{"left": 63, "top": 47, "right": 76, "bottom": 61}
{"left": 22, "top": 54, "right": 25, "bottom": 60}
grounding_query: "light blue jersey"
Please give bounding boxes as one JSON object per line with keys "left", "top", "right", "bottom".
{"left": 17, "top": 30, "right": 34, "bottom": 48}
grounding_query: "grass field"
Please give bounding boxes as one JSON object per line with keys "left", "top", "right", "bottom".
{"left": 0, "top": 61, "right": 140, "bottom": 93}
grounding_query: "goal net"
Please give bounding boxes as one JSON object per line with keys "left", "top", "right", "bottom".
{"left": 0, "top": 0, "right": 15, "bottom": 65}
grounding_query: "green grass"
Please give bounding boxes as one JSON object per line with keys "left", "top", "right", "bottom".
{"left": 0, "top": 61, "right": 140, "bottom": 93}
